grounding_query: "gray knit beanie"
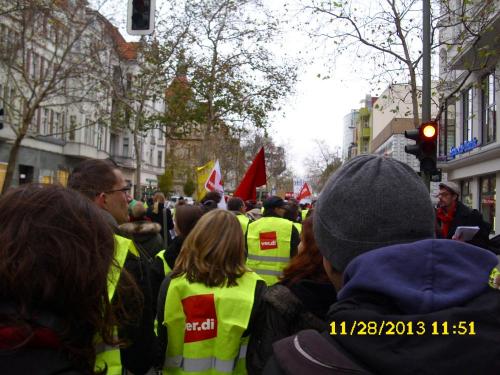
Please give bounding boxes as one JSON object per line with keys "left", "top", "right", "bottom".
{"left": 313, "top": 154, "right": 435, "bottom": 272}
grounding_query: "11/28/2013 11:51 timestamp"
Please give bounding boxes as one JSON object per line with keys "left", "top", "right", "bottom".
{"left": 330, "top": 321, "right": 476, "bottom": 336}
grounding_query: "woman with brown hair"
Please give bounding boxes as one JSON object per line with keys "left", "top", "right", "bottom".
{"left": 157, "top": 209, "right": 266, "bottom": 374}
{"left": 0, "top": 184, "right": 136, "bottom": 374}
{"left": 246, "top": 214, "right": 337, "bottom": 374}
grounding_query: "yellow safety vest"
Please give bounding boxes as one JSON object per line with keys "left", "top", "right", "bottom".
{"left": 246, "top": 217, "right": 293, "bottom": 285}
{"left": 301, "top": 209, "right": 309, "bottom": 221}
{"left": 163, "top": 272, "right": 261, "bottom": 374}
{"left": 156, "top": 249, "right": 173, "bottom": 275}
{"left": 236, "top": 214, "right": 250, "bottom": 235}
{"left": 95, "top": 234, "right": 139, "bottom": 375}
{"left": 293, "top": 222, "right": 302, "bottom": 234}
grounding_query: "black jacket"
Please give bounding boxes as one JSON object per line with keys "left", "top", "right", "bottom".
{"left": 119, "top": 221, "right": 164, "bottom": 258}
{"left": 436, "top": 201, "right": 491, "bottom": 250}
{"left": 0, "top": 348, "right": 87, "bottom": 375}
{"left": 146, "top": 203, "right": 174, "bottom": 245}
{"left": 102, "top": 210, "right": 158, "bottom": 374}
{"left": 247, "top": 280, "right": 336, "bottom": 374}
{"left": 150, "top": 236, "right": 185, "bottom": 307}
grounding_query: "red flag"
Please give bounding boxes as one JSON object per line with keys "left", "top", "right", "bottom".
{"left": 234, "top": 147, "right": 267, "bottom": 201}
{"left": 296, "top": 182, "right": 312, "bottom": 202}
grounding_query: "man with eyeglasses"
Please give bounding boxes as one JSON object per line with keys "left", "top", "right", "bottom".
{"left": 68, "top": 159, "right": 157, "bottom": 375}
{"left": 436, "top": 181, "right": 492, "bottom": 250}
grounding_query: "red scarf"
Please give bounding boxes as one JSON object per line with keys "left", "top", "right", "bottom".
{"left": 436, "top": 202, "right": 456, "bottom": 238}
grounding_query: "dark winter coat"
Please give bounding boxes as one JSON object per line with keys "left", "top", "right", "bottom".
{"left": 102, "top": 210, "right": 158, "bottom": 374}
{"left": 436, "top": 201, "right": 492, "bottom": 250}
{"left": 150, "top": 236, "right": 185, "bottom": 307}
{"left": 264, "top": 239, "right": 500, "bottom": 375}
{"left": 146, "top": 203, "right": 174, "bottom": 245}
{"left": 247, "top": 280, "right": 336, "bottom": 375}
{"left": 119, "top": 221, "right": 164, "bottom": 259}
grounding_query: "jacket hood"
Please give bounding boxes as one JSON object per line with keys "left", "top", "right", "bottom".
{"left": 339, "top": 239, "right": 498, "bottom": 314}
{"left": 118, "top": 221, "right": 161, "bottom": 236}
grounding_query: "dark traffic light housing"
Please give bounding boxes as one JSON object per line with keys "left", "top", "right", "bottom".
{"left": 404, "top": 121, "right": 438, "bottom": 174}
{"left": 0, "top": 108, "right": 3, "bottom": 130}
{"left": 127, "top": 0, "right": 155, "bottom": 35}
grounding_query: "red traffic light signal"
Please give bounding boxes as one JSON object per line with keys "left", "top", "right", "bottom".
{"left": 404, "top": 121, "right": 438, "bottom": 174}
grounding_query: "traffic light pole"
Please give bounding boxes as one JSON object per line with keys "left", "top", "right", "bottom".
{"left": 422, "top": 0, "right": 431, "bottom": 190}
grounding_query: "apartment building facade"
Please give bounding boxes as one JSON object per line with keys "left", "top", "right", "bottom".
{"left": 437, "top": 0, "right": 499, "bottom": 234}
{"left": 0, "top": 1, "right": 164, "bottom": 197}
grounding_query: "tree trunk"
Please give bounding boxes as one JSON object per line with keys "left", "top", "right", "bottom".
{"left": 1, "top": 133, "right": 24, "bottom": 194}
{"left": 1, "top": 115, "right": 31, "bottom": 194}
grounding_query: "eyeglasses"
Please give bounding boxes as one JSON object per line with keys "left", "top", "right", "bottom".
{"left": 104, "top": 186, "right": 131, "bottom": 195}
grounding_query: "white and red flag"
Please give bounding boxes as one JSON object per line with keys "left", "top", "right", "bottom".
{"left": 296, "top": 182, "right": 312, "bottom": 202}
{"left": 204, "top": 160, "right": 227, "bottom": 209}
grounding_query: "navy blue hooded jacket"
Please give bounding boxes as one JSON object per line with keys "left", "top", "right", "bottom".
{"left": 266, "top": 239, "right": 500, "bottom": 375}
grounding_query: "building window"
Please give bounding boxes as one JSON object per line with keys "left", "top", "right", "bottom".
{"left": 479, "top": 174, "right": 496, "bottom": 234}
{"left": 157, "top": 150, "right": 163, "bottom": 167}
{"left": 440, "top": 98, "right": 456, "bottom": 156}
{"left": 149, "top": 147, "right": 154, "bottom": 165}
{"left": 84, "top": 119, "right": 94, "bottom": 145}
{"left": 54, "top": 112, "right": 61, "bottom": 138}
{"left": 460, "top": 179, "right": 473, "bottom": 208}
{"left": 42, "top": 108, "right": 49, "bottom": 135}
{"left": 482, "top": 71, "right": 496, "bottom": 145}
{"left": 69, "top": 115, "right": 76, "bottom": 141}
{"left": 97, "top": 122, "right": 104, "bottom": 150}
{"left": 123, "top": 137, "right": 129, "bottom": 157}
{"left": 462, "top": 87, "right": 473, "bottom": 142}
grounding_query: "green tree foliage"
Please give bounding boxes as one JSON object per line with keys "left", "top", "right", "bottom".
{"left": 158, "top": 170, "right": 174, "bottom": 195}
{"left": 183, "top": 175, "right": 196, "bottom": 197}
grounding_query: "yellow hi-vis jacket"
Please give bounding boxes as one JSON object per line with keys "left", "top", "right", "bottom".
{"left": 163, "top": 272, "right": 261, "bottom": 374}
{"left": 156, "top": 249, "right": 173, "bottom": 275}
{"left": 236, "top": 214, "right": 250, "bottom": 235}
{"left": 95, "top": 234, "right": 139, "bottom": 375}
{"left": 246, "top": 217, "right": 293, "bottom": 285}
{"left": 301, "top": 209, "right": 309, "bottom": 221}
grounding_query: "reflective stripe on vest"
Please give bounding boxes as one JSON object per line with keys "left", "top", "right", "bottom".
{"left": 246, "top": 217, "right": 293, "bottom": 285}
{"left": 163, "top": 272, "right": 260, "bottom": 374}
{"left": 95, "top": 234, "right": 134, "bottom": 374}
{"left": 156, "top": 249, "right": 172, "bottom": 275}
{"left": 236, "top": 214, "right": 250, "bottom": 234}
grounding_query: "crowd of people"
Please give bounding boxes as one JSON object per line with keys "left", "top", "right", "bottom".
{"left": 0, "top": 155, "right": 499, "bottom": 375}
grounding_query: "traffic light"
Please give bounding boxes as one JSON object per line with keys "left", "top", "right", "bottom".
{"left": 127, "top": 0, "right": 155, "bottom": 35}
{"left": 0, "top": 108, "right": 3, "bottom": 130}
{"left": 404, "top": 121, "right": 438, "bottom": 174}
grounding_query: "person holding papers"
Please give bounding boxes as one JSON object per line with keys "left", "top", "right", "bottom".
{"left": 436, "top": 181, "right": 492, "bottom": 250}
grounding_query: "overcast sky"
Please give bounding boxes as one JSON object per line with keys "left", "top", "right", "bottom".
{"left": 96, "top": 0, "right": 374, "bottom": 177}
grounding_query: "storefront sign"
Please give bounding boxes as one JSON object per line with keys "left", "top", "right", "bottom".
{"left": 449, "top": 138, "right": 479, "bottom": 159}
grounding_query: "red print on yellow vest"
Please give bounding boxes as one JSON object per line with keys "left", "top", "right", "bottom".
{"left": 259, "top": 231, "right": 278, "bottom": 250}
{"left": 182, "top": 293, "right": 218, "bottom": 343}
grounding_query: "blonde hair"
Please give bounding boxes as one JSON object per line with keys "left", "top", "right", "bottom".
{"left": 171, "top": 209, "right": 248, "bottom": 287}
{"left": 153, "top": 192, "right": 166, "bottom": 214}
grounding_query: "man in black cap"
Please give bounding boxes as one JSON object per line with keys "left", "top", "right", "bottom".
{"left": 246, "top": 195, "right": 299, "bottom": 285}
{"left": 436, "top": 181, "right": 491, "bottom": 250}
